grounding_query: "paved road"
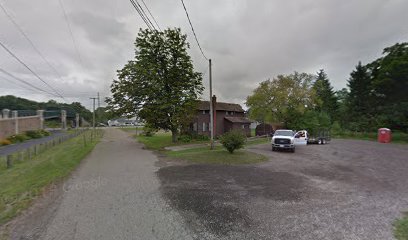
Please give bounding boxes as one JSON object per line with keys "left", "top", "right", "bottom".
{"left": 11, "top": 128, "right": 193, "bottom": 240}
{"left": 0, "top": 131, "right": 67, "bottom": 157}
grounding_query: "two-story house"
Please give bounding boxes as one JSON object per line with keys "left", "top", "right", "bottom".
{"left": 191, "top": 96, "right": 252, "bottom": 137}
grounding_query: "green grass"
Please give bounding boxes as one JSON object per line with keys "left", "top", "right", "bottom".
{"left": 246, "top": 137, "right": 269, "bottom": 146}
{"left": 135, "top": 132, "right": 267, "bottom": 164}
{"left": 395, "top": 215, "right": 408, "bottom": 240}
{"left": 136, "top": 132, "right": 209, "bottom": 151}
{"left": 332, "top": 130, "right": 408, "bottom": 144}
{"left": 166, "top": 146, "right": 267, "bottom": 164}
{"left": 0, "top": 130, "right": 102, "bottom": 225}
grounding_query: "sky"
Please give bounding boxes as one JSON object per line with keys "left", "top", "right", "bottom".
{"left": 0, "top": 0, "right": 407, "bottom": 110}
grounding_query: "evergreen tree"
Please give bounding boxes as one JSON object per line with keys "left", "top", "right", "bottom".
{"left": 312, "top": 69, "right": 338, "bottom": 121}
{"left": 346, "top": 62, "right": 373, "bottom": 130}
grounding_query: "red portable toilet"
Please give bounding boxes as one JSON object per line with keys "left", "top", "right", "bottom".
{"left": 378, "top": 128, "right": 391, "bottom": 143}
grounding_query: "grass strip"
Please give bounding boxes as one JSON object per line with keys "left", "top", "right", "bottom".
{"left": 395, "top": 214, "right": 408, "bottom": 240}
{"left": 166, "top": 146, "right": 267, "bottom": 164}
{"left": 0, "top": 130, "right": 102, "bottom": 225}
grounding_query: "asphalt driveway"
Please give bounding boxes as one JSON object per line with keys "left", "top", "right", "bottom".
{"left": 158, "top": 139, "right": 408, "bottom": 239}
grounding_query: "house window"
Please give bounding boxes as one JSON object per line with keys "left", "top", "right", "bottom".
{"left": 202, "top": 110, "right": 206, "bottom": 115}
{"left": 242, "top": 125, "right": 245, "bottom": 129}
{"left": 226, "top": 111, "right": 229, "bottom": 116}
{"left": 203, "top": 122, "right": 206, "bottom": 131}
{"left": 193, "top": 123, "right": 197, "bottom": 131}
{"left": 231, "top": 111, "right": 234, "bottom": 115}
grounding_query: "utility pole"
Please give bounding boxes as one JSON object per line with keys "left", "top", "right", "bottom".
{"left": 97, "top": 92, "right": 100, "bottom": 108}
{"left": 209, "top": 59, "right": 214, "bottom": 150}
{"left": 90, "top": 97, "right": 97, "bottom": 129}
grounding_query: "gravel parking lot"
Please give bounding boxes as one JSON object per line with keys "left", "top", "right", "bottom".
{"left": 158, "top": 139, "right": 408, "bottom": 239}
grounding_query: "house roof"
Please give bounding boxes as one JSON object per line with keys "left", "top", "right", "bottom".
{"left": 224, "top": 116, "right": 252, "bottom": 123}
{"left": 198, "top": 101, "right": 244, "bottom": 112}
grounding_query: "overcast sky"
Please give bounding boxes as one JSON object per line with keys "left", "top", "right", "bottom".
{"left": 0, "top": 0, "right": 407, "bottom": 109}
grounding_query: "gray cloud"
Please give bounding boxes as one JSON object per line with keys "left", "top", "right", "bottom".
{"left": 0, "top": 0, "right": 407, "bottom": 109}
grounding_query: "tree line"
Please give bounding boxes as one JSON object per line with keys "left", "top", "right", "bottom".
{"left": 0, "top": 95, "right": 93, "bottom": 121}
{"left": 246, "top": 42, "right": 408, "bottom": 133}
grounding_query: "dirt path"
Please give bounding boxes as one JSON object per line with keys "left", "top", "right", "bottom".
{"left": 7, "top": 128, "right": 192, "bottom": 240}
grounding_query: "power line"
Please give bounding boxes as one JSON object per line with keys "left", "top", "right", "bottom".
{"left": 0, "top": 67, "right": 60, "bottom": 97}
{"left": 58, "top": 0, "right": 84, "bottom": 66}
{"left": 0, "top": 41, "right": 66, "bottom": 100}
{"left": 0, "top": 2, "right": 64, "bottom": 81}
{"left": 180, "top": 0, "right": 208, "bottom": 60}
{"left": 140, "top": 0, "right": 161, "bottom": 31}
{"left": 135, "top": 0, "right": 155, "bottom": 30}
{"left": 129, "top": 0, "right": 153, "bottom": 30}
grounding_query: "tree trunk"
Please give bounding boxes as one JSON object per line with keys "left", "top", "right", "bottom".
{"left": 171, "top": 130, "right": 178, "bottom": 143}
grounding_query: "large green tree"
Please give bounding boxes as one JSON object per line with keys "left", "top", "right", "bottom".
{"left": 312, "top": 69, "right": 338, "bottom": 121}
{"left": 368, "top": 43, "right": 408, "bottom": 131}
{"left": 346, "top": 62, "right": 374, "bottom": 131}
{"left": 108, "top": 28, "right": 203, "bottom": 142}
{"left": 246, "top": 72, "right": 316, "bottom": 129}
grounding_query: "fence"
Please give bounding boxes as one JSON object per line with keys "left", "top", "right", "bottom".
{"left": 1, "top": 129, "right": 103, "bottom": 169}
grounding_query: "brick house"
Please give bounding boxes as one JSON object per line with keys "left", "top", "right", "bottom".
{"left": 190, "top": 96, "right": 252, "bottom": 137}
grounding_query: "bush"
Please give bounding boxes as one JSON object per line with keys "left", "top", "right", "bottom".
{"left": 7, "top": 134, "right": 30, "bottom": 143}
{"left": 39, "top": 129, "right": 51, "bottom": 136}
{"left": 25, "top": 130, "right": 43, "bottom": 139}
{"left": 0, "top": 139, "right": 12, "bottom": 146}
{"left": 195, "top": 134, "right": 209, "bottom": 141}
{"left": 178, "top": 134, "right": 192, "bottom": 143}
{"left": 141, "top": 126, "right": 157, "bottom": 137}
{"left": 24, "top": 130, "right": 50, "bottom": 139}
{"left": 220, "top": 130, "right": 246, "bottom": 154}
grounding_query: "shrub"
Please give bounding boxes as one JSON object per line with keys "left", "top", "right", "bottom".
{"left": 142, "top": 126, "right": 157, "bottom": 137}
{"left": 7, "top": 134, "right": 30, "bottom": 143}
{"left": 195, "top": 134, "right": 209, "bottom": 141}
{"left": 0, "top": 139, "right": 11, "bottom": 146}
{"left": 25, "top": 130, "right": 43, "bottom": 139}
{"left": 220, "top": 130, "right": 246, "bottom": 154}
{"left": 39, "top": 129, "right": 51, "bottom": 136}
{"left": 178, "top": 134, "right": 192, "bottom": 143}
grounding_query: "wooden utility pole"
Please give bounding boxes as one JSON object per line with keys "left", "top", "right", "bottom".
{"left": 209, "top": 59, "right": 214, "bottom": 150}
{"left": 97, "top": 92, "right": 100, "bottom": 108}
{"left": 90, "top": 97, "right": 97, "bottom": 129}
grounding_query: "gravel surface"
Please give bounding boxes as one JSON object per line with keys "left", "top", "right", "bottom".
{"left": 157, "top": 139, "right": 408, "bottom": 239}
{"left": 7, "top": 133, "right": 408, "bottom": 239}
{"left": 7, "top": 128, "right": 193, "bottom": 240}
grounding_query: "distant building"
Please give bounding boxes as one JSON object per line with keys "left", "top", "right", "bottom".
{"left": 191, "top": 96, "right": 252, "bottom": 137}
{"left": 108, "top": 118, "right": 134, "bottom": 127}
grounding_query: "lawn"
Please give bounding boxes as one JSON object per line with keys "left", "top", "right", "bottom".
{"left": 136, "top": 132, "right": 268, "bottom": 164}
{"left": 136, "top": 132, "right": 209, "bottom": 151}
{"left": 395, "top": 215, "right": 408, "bottom": 240}
{"left": 166, "top": 146, "right": 267, "bottom": 164}
{"left": 0, "top": 130, "right": 102, "bottom": 225}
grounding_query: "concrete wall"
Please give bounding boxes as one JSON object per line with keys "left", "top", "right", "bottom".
{"left": 0, "top": 110, "right": 44, "bottom": 140}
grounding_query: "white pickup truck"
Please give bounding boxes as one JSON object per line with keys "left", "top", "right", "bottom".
{"left": 271, "top": 129, "right": 308, "bottom": 153}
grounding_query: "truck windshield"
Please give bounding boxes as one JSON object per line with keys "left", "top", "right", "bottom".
{"left": 274, "top": 130, "right": 293, "bottom": 136}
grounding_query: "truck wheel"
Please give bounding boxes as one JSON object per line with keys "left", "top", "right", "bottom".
{"left": 318, "top": 139, "right": 322, "bottom": 145}
{"left": 322, "top": 139, "right": 326, "bottom": 145}
{"left": 272, "top": 147, "right": 275, "bottom": 151}
{"left": 291, "top": 148, "right": 295, "bottom": 153}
